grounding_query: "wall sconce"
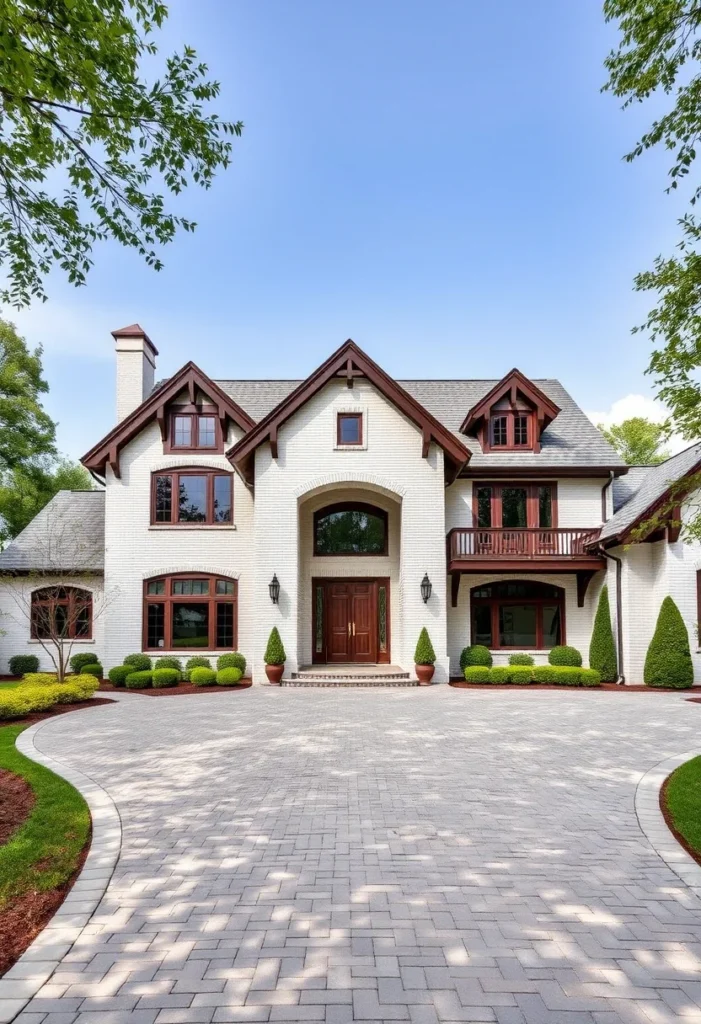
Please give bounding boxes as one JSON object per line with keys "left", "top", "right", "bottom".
{"left": 420, "top": 573, "right": 432, "bottom": 604}
{"left": 269, "top": 574, "right": 280, "bottom": 604}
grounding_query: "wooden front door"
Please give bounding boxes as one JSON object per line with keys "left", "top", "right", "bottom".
{"left": 312, "top": 578, "right": 389, "bottom": 664}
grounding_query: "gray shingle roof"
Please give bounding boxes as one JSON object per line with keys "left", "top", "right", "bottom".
{"left": 0, "top": 491, "right": 105, "bottom": 573}
{"left": 210, "top": 377, "right": 625, "bottom": 470}
{"left": 612, "top": 466, "right": 650, "bottom": 513}
{"left": 599, "top": 443, "right": 701, "bottom": 543}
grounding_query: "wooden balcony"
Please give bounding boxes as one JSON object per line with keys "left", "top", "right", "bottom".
{"left": 447, "top": 527, "right": 604, "bottom": 574}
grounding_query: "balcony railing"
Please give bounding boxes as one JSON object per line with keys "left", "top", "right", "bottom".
{"left": 448, "top": 527, "right": 601, "bottom": 562}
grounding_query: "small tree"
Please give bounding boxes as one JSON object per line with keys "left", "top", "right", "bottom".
{"left": 1, "top": 507, "right": 115, "bottom": 681}
{"left": 589, "top": 585, "right": 617, "bottom": 683}
{"left": 644, "top": 596, "right": 694, "bottom": 689}
{"left": 264, "top": 627, "right": 286, "bottom": 666}
{"left": 414, "top": 627, "right": 436, "bottom": 665}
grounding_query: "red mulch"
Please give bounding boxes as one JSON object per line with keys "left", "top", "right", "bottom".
{"left": 449, "top": 681, "right": 699, "bottom": 691}
{"left": 659, "top": 774, "right": 701, "bottom": 870}
{"left": 0, "top": 769, "right": 35, "bottom": 846}
{"left": 99, "top": 681, "right": 251, "bottom": 696}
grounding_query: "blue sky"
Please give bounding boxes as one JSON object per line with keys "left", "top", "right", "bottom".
{"left": 11, "top": 0, "right": 687, "bottom": 460}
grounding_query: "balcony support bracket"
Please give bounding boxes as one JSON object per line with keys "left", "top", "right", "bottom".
{"left": 576, "top": 570, "right": 597, "bottom": 608}
{"left": 451, "top": 572, "right": 461, "bottom": 608}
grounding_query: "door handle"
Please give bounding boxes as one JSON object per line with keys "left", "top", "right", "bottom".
{"left": 353, "top": 622, "right": 356, "bottom": 636}
{"left": 348, "top": 621, "right": 351, "bottom": 637}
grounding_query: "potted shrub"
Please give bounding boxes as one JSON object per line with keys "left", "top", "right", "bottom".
{"left": 414, "top": 627, "right": 436, "bottom": 684}
{"left": 264, "top": 627, "right": 286, "bottom": 683}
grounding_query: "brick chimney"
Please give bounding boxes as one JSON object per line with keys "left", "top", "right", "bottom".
{"left": 111, "top": 324, "right": 158, "bottom": 422}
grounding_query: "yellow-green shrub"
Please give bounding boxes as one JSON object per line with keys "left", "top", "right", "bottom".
{"left": 22, "top": 672, "right": 58, "bottom": 686}
{"left": 0, "top": 692, "right": 34, "bottom": 720}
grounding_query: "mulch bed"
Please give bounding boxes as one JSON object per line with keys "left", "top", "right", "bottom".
{"left": 659, "top": 774, "right": 701, "bottom": 870}
{"left": 0, "top": 697, "right": 114, "bottom": 976}
{"left": 449, "top": 681, "right": 699, "bottom": 691}
{"left": 99, "top": 681, "right": 251, "bottom": 695}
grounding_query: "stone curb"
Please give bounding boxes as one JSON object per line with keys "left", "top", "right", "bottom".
{"left": 0, "top": 718, "right": 122, "bottom": 1024}
{"left": 635, "top": 745, "right": 701, "bottom": 904}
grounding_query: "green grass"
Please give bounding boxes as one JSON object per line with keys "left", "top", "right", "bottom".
{"left": 664, "top": 755, "right": 701, "bottom": 858}
{"left": 0, "top": 680, "right": 23, "bottom": 690}
{"left": 0, "top": 725, "right": 90, "bottom": 910}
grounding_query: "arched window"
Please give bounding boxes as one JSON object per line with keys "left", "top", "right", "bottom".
{"left": 31, "top": 587, "right": 93, "bottom": 640}
{"left": 143, "top": 573, "right": 237, "bottom": 651}
{"left": 314, "top": 502, "right": 388, "bottom": 556}
{"left": 471, "top": 581, "right": 564, "bottom": 650}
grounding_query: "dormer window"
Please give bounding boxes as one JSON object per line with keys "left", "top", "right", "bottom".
{"left": 461, "top": 369, "right": 561, "bottom": 456}
{"left": 491, "top": 416, "right": 507, "bottom": 446}
{"left": 490, "top": 413, "right": 531, "bottom": 449}
{"left": 167, "top": 408, "right": 222, "bottom": 452}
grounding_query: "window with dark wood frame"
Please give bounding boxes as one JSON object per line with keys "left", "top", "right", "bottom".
{"left": 31, "top": 587, "right": 93, "bottom": 640}
{"left": 151, "top": 469, "right": 233, "bottom": 525}
{"left": 337, "top": 412, "right": 363, "bottom": 445}
{"left": 314, "top": 501, "right": 388, "bottom": 556}
{"left": 470, "top": 581, "right": 565, "bottom": 650}
{"left": 489, "top": 412, "right": 533, "bottom": 449}
{"left": 473, "top": 483, "right": 557, "bottom": 529}
{"left": 143, "top": 573, "right": 237, "bottom": 651}
{"left": 166, "top": 406, "right": 223, "bottom": 453}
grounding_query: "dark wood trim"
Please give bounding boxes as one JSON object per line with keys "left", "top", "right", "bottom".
{"left": 227, "top": 339, "right": 470, "bottom": 487}
{"left": 484, "top": 412, "right": 534, "bottom": 453}
{"left": 336, "top": 412, "right": 363, "bottom": 446}
{"left": 602, "top": 453, "right": 701, "bottom": 547}
{"left": 82, "top": 362, "right": 255, "bottom": 477}
{"left": 313, "top": 501, "right": 389, "bottom": 556}
{"left": 311, "top": 577, "right": 390, "bottom": 665}
{"left": 576, "top": 570, "right": 597, "bottom": 608}
{"left": 30, "top": 586, "right": 93, "bottom": 640}
{"left": 142, "top": 572, "right": 238, "bottom": 652}
{"left": 471, "top": 482, "right": 558, "bottom": 530}
{"left": 470, "top": 581, "right": 566, "bottom": 650}
{"left": 460, "top": 368, "right": 560, "bottom": 436}
{"left": 150, "top": 469, "right": 233, "bottom": 526}
{"left": 164, "top": 407, "right": 223, "bottom": 454}
{"left": 667, "top": 504, "right": 682, "bottom": 543}
{"left": 451, "top": 572, "right": 461, "bottom": 608}
{"left": 450, "top": 558, "right": 606, "bottom": 573}
{"left": 460, "top": 466, "right": 629, "bottom": 479}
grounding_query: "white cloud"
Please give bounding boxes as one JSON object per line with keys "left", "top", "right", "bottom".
{"left": 585, "top": 394, "right": 689, "bottom": 455}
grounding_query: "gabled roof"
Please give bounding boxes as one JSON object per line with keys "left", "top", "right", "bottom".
{"left": 597, "top": 442, "right": 701, "bottom": 545}
{"left": 460, "top": 368, "right": 561, "bottom": 434}
{"left": 226, "top": 340, "right": 471, "bottom": 486}
{"left": 82, "top": 361, "right": 255, "bottom": 479}
{"left": 0, "top": 491, "right": 105, "bottom": 573}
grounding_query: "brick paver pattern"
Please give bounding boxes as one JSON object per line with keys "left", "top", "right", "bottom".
{"left": 13, "top": 687, "right": 701, "bottom": 1024}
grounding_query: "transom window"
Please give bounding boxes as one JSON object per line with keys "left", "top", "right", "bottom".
{"left": 152, "top": 470, "right": 233, "bottom": 525}
{"left": 169, "top": 409, "right": 220, "bottom": 451}
{"left": 337, "top": 412, "right": 362, "bottom": 446}
{"left": 31, "top": 587, "right": 92, "bottom": 640}
{"left": 474, "top": 483, "right": 556, "bottom": 529}
{"left": 314, "top": 502, "right": 387, "bottom": 556}
{"left": 144, "top": 573, "right": 237, "bottom": 650}
{"left": 490, "top": 412, "right": 532, "bottom": 448}
{"left": 471, "top": 581, "right": 564, "bottom": 650}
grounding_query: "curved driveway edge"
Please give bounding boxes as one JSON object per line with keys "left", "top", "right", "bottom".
{"left": 0, "top": 719, "right": 122, "bottom": 1024}
{"left": 635, "top": 746, "right": 701, "bottom": 902}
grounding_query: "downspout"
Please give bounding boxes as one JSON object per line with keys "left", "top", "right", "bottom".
{"left": 598, "top": 546, "right": 625, "bottom": 685}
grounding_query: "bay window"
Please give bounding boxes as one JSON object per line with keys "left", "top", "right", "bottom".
{"left": 143, "top": 573, "right": 237, "bottom": 651}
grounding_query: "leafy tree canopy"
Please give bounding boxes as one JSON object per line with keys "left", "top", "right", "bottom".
{"left": 0, "top": 318, "right": 56, "bottom": 472}
{"left": 603, "top": 2, "right": 701, "bottom": 442}
{"left": 0, "top": 458, "right": 93, "bottom": 547}
{"left": 598, "top": 416, "right": 669, "bottom": 464}
{"left": 0, "top": 0, "right": 242, "bottom": 306}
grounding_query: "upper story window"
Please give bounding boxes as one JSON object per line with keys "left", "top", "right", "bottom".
{"left": 490, "top": 413, "right": 531, "bottom": 449}
{"left": 474, "top": 483, "right": 556, "bottom": 529}
{"left": 31, "top": 586, "right": 92, "bottom": 640}
{"left": 167, "top": 408, "right": 221, "bottom": 452}
{"left": 337, "top": 412, "right": 362, "bottom": 446}
{"left": 152, "top": 469, "right": 233, "bottom": 526}
{"left": 314, "top": 501, "right": 387, "bottom": 555}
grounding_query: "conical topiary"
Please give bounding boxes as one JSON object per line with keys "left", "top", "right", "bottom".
{"left": 589, "top": 584, "right": 617, "bottom": 683}
{"left": 414, "top": 627, "right": 436, "bottom": 665}
{"left": 644, "top": 596, "right": 694, "bottom": 689}
{"left": 264, "top": 626, "right": 286, "bottom": 666}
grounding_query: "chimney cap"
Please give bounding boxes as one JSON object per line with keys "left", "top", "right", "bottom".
{"left": 111, "top": 323, "right": 158, "bottom": 356}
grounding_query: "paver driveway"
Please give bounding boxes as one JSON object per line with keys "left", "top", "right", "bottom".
{"left": 12, "top": 687, "right": 701, "bottom": 1024}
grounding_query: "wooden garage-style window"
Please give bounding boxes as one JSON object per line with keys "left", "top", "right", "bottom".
{"left": 31, "top": 586, "right": 92, "bottom": 640}
{"left": 151, "top": 469, "right": 233, "bottom": 525}
{"left": 143, "top": 573, "right": 237, "bottom": 651}
{"left": 473, "top": 483, "right": 557, "bottom": 529}
{"left": 471, "top": 581, "right": 565, "bottom": 650}
{"left": 165, "top": 405, "right": 223, "bottom": 453}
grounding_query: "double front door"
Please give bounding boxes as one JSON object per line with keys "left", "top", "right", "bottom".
{"left": 312, "top": 578, "right": 390, "bottom": 664}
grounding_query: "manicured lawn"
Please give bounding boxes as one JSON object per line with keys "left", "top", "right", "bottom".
{"left": 664, "top": 755, "right": 701, "bottom": 860}
{"left": 0, "top": 680, "right": 23, "bottom": 690}
{"left": 0, "top": 725, "right": 90, "bottom": 910}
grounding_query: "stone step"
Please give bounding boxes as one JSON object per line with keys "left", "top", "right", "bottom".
{"left": 291, "top": 668, "right": 410, "bottom": 681}
{"left": 281, "top": 678, "right": 419, "bottom": 687}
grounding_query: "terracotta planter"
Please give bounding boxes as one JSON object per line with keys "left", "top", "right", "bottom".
{"left": 415, "top": 664, "right": 435, "bottom": 685}
{"left": 265, "top": 663, "right": 284, "bottom": 684}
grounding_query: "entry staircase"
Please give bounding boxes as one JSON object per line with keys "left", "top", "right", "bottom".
{"left": 281, "top": 665, "right": 417, "bottom": 687}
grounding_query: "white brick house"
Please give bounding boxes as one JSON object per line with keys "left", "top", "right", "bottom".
{"left": 1, "top": 325, "right": 700, "bottom": 685}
